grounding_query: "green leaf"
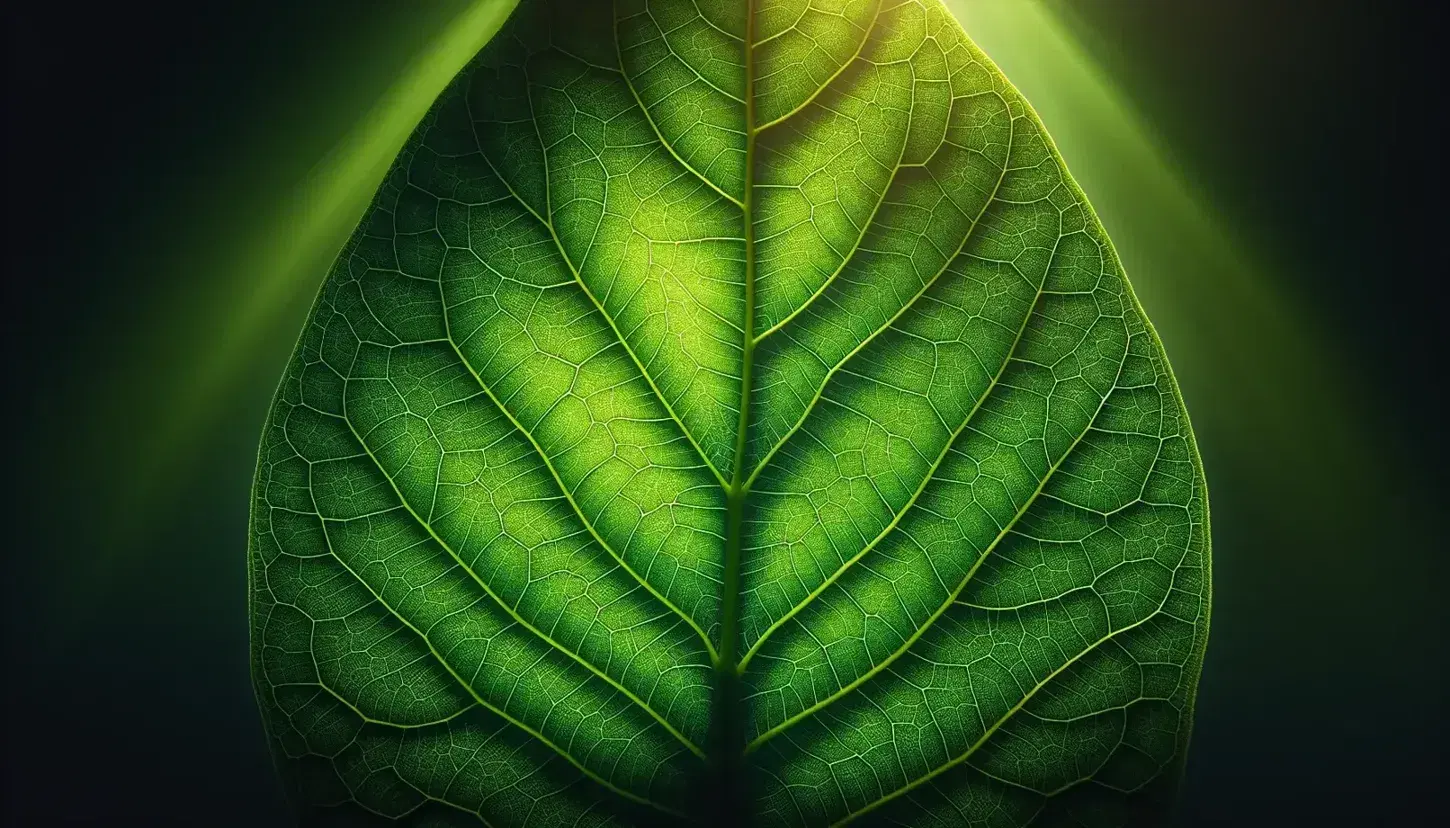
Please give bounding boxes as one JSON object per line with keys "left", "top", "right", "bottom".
{"left": 248, "top": 1, "right": 1210, "bottom": 825}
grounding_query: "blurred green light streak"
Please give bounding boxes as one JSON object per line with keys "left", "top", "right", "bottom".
{"left": 177, "top": 0, "right": 520, "bottom": 448}
{"left": 99, "top": 0, "right": 519, "bottom": 548}
{"left": 952, "top": 0, "right": 1386, "bottom": 514}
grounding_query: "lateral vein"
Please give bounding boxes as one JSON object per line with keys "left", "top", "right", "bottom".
{"left": 832, "top": 574, "right": 1177, "bottom": 826}
{"left": 745, "top": 293, "right": 1130, "bottom": 750}
{"left": 301, "top": 445, "right": 691, "bottom": 812}
{"left": 339, "top": 382, "right": 708, "bottom": 760}
{"left": 615, "top": 5, "right": 746, "bottom": 210}
{"left": 465, "top": 62, "right": 730, "bottom": 490}
{"left": 742, "top": 102, "right": 1015, "bottom": 490}
{"left": 750, "top": 0, "right": 884, "bottom": 135}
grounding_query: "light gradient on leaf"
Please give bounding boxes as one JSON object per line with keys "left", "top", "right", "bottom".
{"left": 249, "top": 1, "right": 1210, "bottom": 825}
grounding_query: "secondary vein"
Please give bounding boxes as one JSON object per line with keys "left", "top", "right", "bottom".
{"left": 301, "top": 434, "right": 690, "bottom": 813}
{"left": 833, "top": 582, "right": 1178, "bottom": 826}
{"left": 745, "top": 287, "right": 1131, "bottom": 752}
{"left": 340, "top": 371, "right": 707, "bottom": 759}
{"left": 464, "top": 81, "right": 730, "bottom": 490}
{"left": 742, "top": 101, "right": 1015, "bottom": 490}
{"left": 615, "top": 12, "right": 745, "bottom": 210}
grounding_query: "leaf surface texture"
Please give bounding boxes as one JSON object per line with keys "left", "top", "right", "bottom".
{"left": 249, "top": 1, "right": 1210, "bottom": 825}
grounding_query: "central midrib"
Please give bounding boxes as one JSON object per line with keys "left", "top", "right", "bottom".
{"left": 719, "top": 0, "right": 757, "bottom": 681}
{"left": 713, "top": 0, "right": 758, "bottom": 788}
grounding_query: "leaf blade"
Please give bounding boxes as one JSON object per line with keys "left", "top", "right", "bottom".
{"left": 250, "top": 1, "right": 1209, "bottom": 825}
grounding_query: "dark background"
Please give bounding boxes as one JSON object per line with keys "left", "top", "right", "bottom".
{"left": 5, "top": 1, "right": 1443, "bottom": 825}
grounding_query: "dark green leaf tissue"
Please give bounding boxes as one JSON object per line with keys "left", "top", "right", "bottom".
{"left": 248, "top": 1, "right": 1211, "bottom": 824}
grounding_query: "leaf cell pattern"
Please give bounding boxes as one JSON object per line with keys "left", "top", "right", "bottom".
{"left": 249, "top": 1, "right": 1210, "bottom": 826}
